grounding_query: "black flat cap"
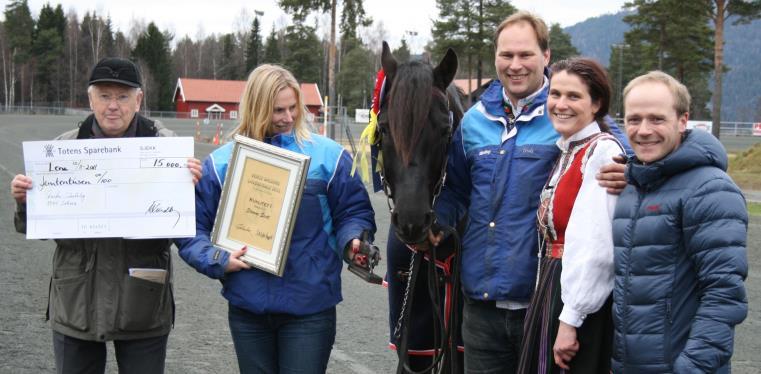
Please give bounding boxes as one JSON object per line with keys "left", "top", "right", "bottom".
{"left": 88, "top": 57, "right": 142, "bottom": 88}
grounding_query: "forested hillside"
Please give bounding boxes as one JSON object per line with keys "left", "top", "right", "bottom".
{"left": 565, "top": 11, "right": 761, "bottom": 122}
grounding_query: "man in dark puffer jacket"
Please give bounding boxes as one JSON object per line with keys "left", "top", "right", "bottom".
{"left": 612, "top": 71, "right": 748, "bottom": 373}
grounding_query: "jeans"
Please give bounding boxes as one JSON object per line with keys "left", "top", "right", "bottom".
{"left": 461, "top": 298, "right": 526, "bottom": 374}
{"left": 52, "top": 331, "right": 168, "bottom": 374}
{"left": 228, "top": 304, "right": 336, "bottom": 374}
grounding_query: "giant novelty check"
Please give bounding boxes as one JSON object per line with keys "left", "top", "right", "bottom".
{"left": 22, "top": 137, "right": 196, "bottom": 239}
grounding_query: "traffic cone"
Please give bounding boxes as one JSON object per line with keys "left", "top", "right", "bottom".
{"left": 212, "top": 124, "right": 220, "bottom": 145}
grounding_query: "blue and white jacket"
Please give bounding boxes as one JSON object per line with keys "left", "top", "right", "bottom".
{"left": 176, "top": 132, "right": 375, "bottom": 316}
{"left": 435, "top": 77, "right": 630, "bottom": 302}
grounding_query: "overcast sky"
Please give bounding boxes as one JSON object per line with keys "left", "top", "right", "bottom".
{"left": 4, "top": 0, "right": 628, "bottom": 52}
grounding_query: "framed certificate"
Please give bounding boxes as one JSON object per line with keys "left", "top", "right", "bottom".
{"left": 211, "top": 134, "right": 310, "bottom": 276}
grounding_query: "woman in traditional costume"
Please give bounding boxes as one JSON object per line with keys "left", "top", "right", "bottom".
{"left": 518, "top": 57, "right": 624, "bottom": 374}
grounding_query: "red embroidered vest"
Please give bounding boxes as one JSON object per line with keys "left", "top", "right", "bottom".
{"left": 538, "top": 133, "right": 612, "bottom": 258}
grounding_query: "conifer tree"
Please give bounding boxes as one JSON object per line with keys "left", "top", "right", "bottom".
{"left": 262, "top": 26, "right": 282, "bottom": 65}
{"left": 282, "top": 24, "right": 323, "bottom": 85}
{"left": 392, "top": 38, "right": 411, "bottom": 63}
{"left": 133, "top": 22, "right": 173, "bottom": 110}
{"left": 279, "top": 0, "right": 370, "bottom": 112}
{"left": 618, "top": 0, "right": 713, "bottom": 118}
{"left": 33, "top": 3, "right": 66, "bottom": 104}
{"left": 548, "top": 23, "right": 579, "bottom": 63}
{"left": 707, "top": 0, "right": 761, "bottom": 138}
{"left": 245, "top": 16, "right": 262, "bottom": 73}
{"left": 430, "top": 0, "right": 516, "bottom": 93}
{"left": 219, "top": 33, "right": 238, "bottom": 80}
{"left": 3, "top": 0, "right": 35, "bottom": 106}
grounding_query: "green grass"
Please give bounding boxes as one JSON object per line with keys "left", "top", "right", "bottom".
{"left": 749, "top": 202, "right": 761, "bottom": 217}
{"left": 729, "top": 142, "right": 761, "bottom": 191}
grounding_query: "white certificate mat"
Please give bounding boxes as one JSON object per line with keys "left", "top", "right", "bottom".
{"left": 23, "top": 137, "right": 196, "bottom": 239}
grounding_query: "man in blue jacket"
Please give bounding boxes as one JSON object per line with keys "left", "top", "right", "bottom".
{"left": 431, "top": 10, "right": 631, "bottom": 373}
{"left": 612, "top": 71, "right": 748, "bottom": 373}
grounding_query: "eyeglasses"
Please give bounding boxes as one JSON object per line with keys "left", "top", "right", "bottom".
{"left": 94, "top": 93, "right": 134, "bottom": 105}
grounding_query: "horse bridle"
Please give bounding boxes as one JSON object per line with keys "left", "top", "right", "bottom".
{"left": 376, "top": 87, "right": 455, "bottom": 220}
{"left": 376, "top": 85, "right": 463, "bottom": 374}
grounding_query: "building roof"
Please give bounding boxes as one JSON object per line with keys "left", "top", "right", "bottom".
{"left": 300, "top": 83, "right": 324, "bottom": 108}
{"left": 174, "top": 78, "right": 246, "bottom": 103}
{"left": 453, "top": 78, "right": 493, "bottom": 95}
{"left": 173, "top": 78, "right": 324, "bottom": 108}
{"left": 205, "top": 104, "right": 226, "bottom": 112}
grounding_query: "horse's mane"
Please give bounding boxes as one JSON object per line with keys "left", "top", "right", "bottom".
{"left": 387, "top": 62, "right": 433, "bottom": 166}
{"left": 446, "top": 84, "right": 465, "bottom": 125}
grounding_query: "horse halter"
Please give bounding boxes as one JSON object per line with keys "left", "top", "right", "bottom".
{"left": 376, "top": 87, "right": 454, "bottom": 220}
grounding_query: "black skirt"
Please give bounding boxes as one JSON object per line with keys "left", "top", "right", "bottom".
{"left": 517, "top": 256, "right": 613, "bottom": 374}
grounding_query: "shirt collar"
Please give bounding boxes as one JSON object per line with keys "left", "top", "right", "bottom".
{"left": 502, "top": 76, "right": 549, "bottom": 116}
{"left": 556, "top": 121, "right": 601, "bottom": 152}
{"left": 266, "top": 131, "right": 296, "bottom": 147}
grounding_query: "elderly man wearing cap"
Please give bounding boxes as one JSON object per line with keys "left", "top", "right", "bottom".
{"left": 10, "top": 57, "right": 202, "bottom": 374}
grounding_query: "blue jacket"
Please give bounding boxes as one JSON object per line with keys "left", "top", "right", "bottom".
{"left": 176, "top": 132, "right": 375, "bottom": 315}
{"left": 612, "top": 129, "right": 748, "bottom": 373}
{"left": 436, "top": 78, "right": 630, "bottom": 302}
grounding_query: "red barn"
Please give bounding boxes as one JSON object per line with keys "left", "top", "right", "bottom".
{"left": 173, "top": 78, "right": 324, "bottom": 120}
{"left": 454, "top": 78, "right": 494, "bottom": 108}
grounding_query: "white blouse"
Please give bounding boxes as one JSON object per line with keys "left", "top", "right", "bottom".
{"left": 547, "top": 122, "right": 623, "bottom": 328}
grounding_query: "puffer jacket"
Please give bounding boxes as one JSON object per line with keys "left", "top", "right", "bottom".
{"left": 14, "top": 114, "right": 176, "bottom": 341}
{"left": 175, "top": 132, "right": 375, "bottom": 316}
{"left": 612, "top": 129, "right": 748, "bottom": 373}
{"left": 435, "top": 78, "right": 630, "bottom": 302}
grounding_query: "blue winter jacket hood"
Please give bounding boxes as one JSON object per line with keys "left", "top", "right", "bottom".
{"left": 627, "top": 129, "right": 728, "bottom": 189}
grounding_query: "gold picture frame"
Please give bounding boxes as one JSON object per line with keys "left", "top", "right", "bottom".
{"left": 211, "top": 134, "right": 310, "bottom": 276}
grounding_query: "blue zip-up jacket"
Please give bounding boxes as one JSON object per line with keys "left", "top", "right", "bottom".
{"left": 435, "top": 77, "right": 630, "bottom": 302}
{"left": 176, "top": 132, "right": 375, "bottom": 316}
{"left": 612, "top": 129, "right": 748, "bottom": 373}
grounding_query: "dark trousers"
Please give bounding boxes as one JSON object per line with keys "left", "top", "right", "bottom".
{"left": 227, "top": 304, "right": 336, "bottom": 374}
{"left": 53, "top": 331, "right": 168, "bottom": 374}
{"left": 461, "top": 298, "right": 526, "bottom": 374}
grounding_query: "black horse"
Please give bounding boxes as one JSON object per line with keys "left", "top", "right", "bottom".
{"left": 376, "top": 42, "right": 464, "bottom": 374}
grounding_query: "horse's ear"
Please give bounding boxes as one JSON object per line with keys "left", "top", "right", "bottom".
{"left": 381, "top": 41, "right": 397, "bottom": 81}
{"left": 433, "top": 48, "right": 458, "bottom": 89}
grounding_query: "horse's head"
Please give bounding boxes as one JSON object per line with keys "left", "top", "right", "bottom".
{"left": 378, "top": 42, "right": 461, "bottom": 244}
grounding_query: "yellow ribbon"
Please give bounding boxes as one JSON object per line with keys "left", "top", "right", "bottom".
{"left": 351, "top": 111, "right": 379, "bottom": 184}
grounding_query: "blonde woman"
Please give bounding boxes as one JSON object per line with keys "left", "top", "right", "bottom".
{"left": 176, "top": 64, "right": 375, "bottom": 373}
